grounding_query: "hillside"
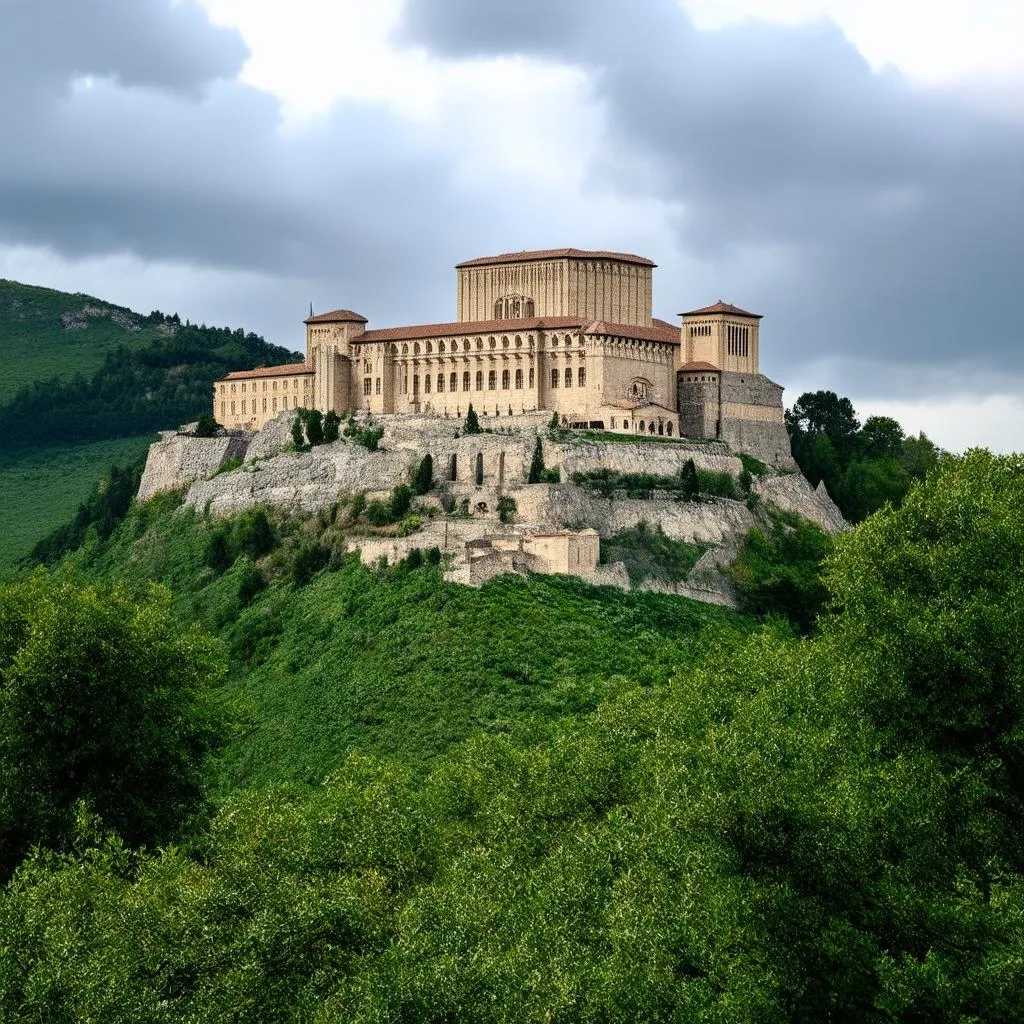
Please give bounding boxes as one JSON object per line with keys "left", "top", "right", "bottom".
{"left": 0, "top": 279, "right": 302, "bottom": 563}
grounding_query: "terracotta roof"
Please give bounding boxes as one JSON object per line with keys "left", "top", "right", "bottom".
{"left": 354, "top": 316, "right": 679, "bottom": 345}
{"left": 456, "top": 248, "right": 656, "bottom": 269}
{"left": 304, "top": 309, "right": 367, "bottom": 324}
{"left": 652, "top": 317, "right": 679, "bottom": 331}
{"left": 679, "top": 301, "right": 761, "bottom": 319}
{"left": 220, "top": 362, "right": 312, "bottom": 381}
{"left": 356, "top": 316, "right": 584, "bottom": 343}
{"left": 678, "top": 361, "right": 721, "bottom": 372}
{"left": 583, "top": 321, "right": 679, "bottom": 344}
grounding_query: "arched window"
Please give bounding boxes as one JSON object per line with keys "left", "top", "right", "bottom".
{"left": 450, "top": 372, "right": 458, "bottom": 392}
{"left": 502, "top": 336, "right": 509, "bottom": 349}
{"left": 463, "top": 340, "right": 470, "bottom": 352}
{"left": 515, "top": 368, "right": 523, "bottom": 389}
{"left": 402, "top": 344, "right": 408, "bottom": 354}
{"left": 424, "top": 374, "right": 431, "bottom": 393}
{"left": 551, "top": 336, "right": 558, "bottom": 348}
{"left": 439, "top": 341, "right": 445, "bottom": 353}
{"left": 666, "top": 422, "right": 673, "bottom": 436}
{"left": 639, "top": 420, "right": 644, "bottom": 432}
{"left": 489, "top": 337, "right": 496, "bottom": 349}
{"left": 564, "top": 367, "right": 572, "bottom": 388}
{"left": 515, "top": 335, "right": 522, "bottom": 348}
{"left": 475, "top": 370, "right": 483, "bottom": 390}
{"left": 462, "top": 371, "right": 470, "bottom": 391}
{"left": 578, "top": 366, "right": 586, "bottom": 388}
{"left": 476, "top": 338, "right": 483, "bottom": 350}
{"left": 502, "top": 369, "right": 510, "bottom": 389}
{"left": 488, "top": 370, "right": 496, "bottom": 390}
{"left": 649, "top": 422, "right": 656, "bottom": 434}
{"left": 414, "top": 343, "right": 420, "bottom": 355}
{"left": 412, "top": 375, "right": 420, "bottom": 395}
{"left": 494, "top": 299, "right": 503, "bottom": 319}
{"left": 551, "top": 369, "right": 559, "bottom": 388}
{"left": 437, "top": 373, "right": 444, "bottom": 393}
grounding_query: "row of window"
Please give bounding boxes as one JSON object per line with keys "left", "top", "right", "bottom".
{"left": 727, "top": 324, "right": 750, "bottom": 357}
{"left": 380, "top": 365, "right": 590, "bottom": 397}
{"left": 220, "top": 395, "right": 298, "bottom": 417}
{"left": 493, "top": 295, "right": 535, "bottom": 319}
{"left": 395, "top": 333, "right": 578, "bottom": 355}
{"left": 688, "top": 324, "right": 712, "bottom": 338}
{"left": 220, "top": 378, "right": 310, "bottom": 395}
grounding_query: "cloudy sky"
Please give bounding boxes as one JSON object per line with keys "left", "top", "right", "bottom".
{"left": 2, "top": 0, "right": 1022, "bottom": 451}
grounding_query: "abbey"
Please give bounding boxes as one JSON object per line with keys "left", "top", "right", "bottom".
{"left": 214, "top": 247, "right": 792, "bottom": 465}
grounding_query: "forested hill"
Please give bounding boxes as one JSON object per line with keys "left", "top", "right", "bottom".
{"left": 0, "top": 279, "right": 301, "bottom": 447}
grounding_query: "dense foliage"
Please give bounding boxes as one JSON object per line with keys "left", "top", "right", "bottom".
{"left": 0, "top": 574, "right": 224, "bottom": 878}
{"left": 726, "top": 509, "right": 833, "bottom": 632}
{"left": 786, "top": 390, "right": 942, "bottom": 521}
{"left": 0, "top": 451, "right": 1021, "bottom": 1021}
{"left": 0, "top": 317, "right": 300, "bottom": 447}
{"left": 600, "top": 521, "right": 708, "bottom": 585}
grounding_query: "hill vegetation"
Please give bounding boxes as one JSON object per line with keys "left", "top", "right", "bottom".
{"left": 0, "top": 450, "right": 1021, "bottom": 1021}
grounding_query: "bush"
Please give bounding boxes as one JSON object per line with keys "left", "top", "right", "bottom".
{"left": 194, "top": 413, "right": 220, "bottom": 437}
{"left": 365, "top": 501, "right": 391, "bottom": 527}
{"left": 405, "top": 548, "right": 423, "bottom": 570}
{"left": 291, "top": 543, "right": 328, "bottom": 586}
{"left": 290, "top": 415, "right": 307, "bottom": 450}
{"left": 497, "top": 495, "right": 517, "bottom": 524}
{"left": 323, "top": 409, "right": 341, "bottom": 443}
{"left": 464, "top": 404, "right": 481, "bottom": 435}
{"left": 304, "top": 409, "right": 324, "bottom": 446}
{"left": 697, "top": 469, "right": 738, "bottom": 499}
{"left": 413, "top": 454, "right": 434, "bottom": 495}
{"left": 527, "top": 436, "right": 545, "bottom": 484}
{"left": 390, "top": 484, "right": 413, "bottom": 520}
{"left": 395, "top": 515, "right": 422, "bottom": 538}
{"left": 426, "top": 546, "right": 442, "bottom": 565}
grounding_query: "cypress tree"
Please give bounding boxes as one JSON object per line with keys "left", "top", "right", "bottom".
{"left": 465, "top": 404, "right": 481, "bottom": 435}
{"left": 528, "top": 436, "right": 545, "bottom": 484}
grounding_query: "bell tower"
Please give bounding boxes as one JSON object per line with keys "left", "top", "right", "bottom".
{"left": 679, "top": 300, "right": 762, "bottom": 373}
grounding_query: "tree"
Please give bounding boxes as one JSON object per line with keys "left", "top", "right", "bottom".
{"left": 413, "top": 454, "right": 434, "bottom": 496}
{"left": 193, "top": 413, "right": 220, "bottom": 438}
{"left": 323, "top": 409, "right": 341, "bottom": 443}
{"left": 0, "top": 574, "right": 224, "bottom": 877}
{"left": 858, "top": 414, "right": 904, "bottom": 460}
{"left": 527, "top": 436, "right": 545, "bottom": 484}
{"left": 390, "top": 484, "right": 413, "bottom": 520}
{"left": 464, "top": 404, "right": 481, "bottom": 435}
{"left": 679, "top": 458, "right": 700, "bottom": 499}
{"left": 304, "top": 409, "right": 324, "bottom": 446}
{"left": 290, "top": 415, "right": 306, "bottom": 450}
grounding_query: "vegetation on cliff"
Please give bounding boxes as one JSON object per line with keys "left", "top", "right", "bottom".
{"left": 0, "top": 451, "right": 1021, "bottom": 1021}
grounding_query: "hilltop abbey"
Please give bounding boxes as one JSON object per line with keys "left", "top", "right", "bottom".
{"left": 214, "top": 248, "right": 792, "bottom": 465}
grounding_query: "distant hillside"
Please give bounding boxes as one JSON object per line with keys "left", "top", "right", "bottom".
{"left": 0, "top": 279, "right": 166, "bottom": 404}
{"left": 0, "top": 279, "right": 301, "bottom": 447}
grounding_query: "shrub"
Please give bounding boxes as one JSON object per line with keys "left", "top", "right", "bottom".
{"left": 194, "top": 413, "right": 220, "bottom": 437}
{"left": 291, "top": 543, "right": 328, "bottom": 586}
{"left": 395, "top": 515, "right": 422, "bottom": 538}
{"left": 527, "top": 436, "right": 545, "bottom": 484}
{"left": 426, "top": 546, "right": 442, "bottom": 565}
{"left": 390, "top": 484, "right": 413, "bottom": 520}
{"left": 365, "top": 501, "right": 391, "bottom": 527}
{"left": 497, "top": 495, "right": 517, "bottom": 524}
{"left": 323, "top": 409, "right": 341, "bottom": 443}
{"left": 290, "top": 416, "right": 306, "bottom": 450}
{"left": 405, "top": 548, "right": 423, "bottom": 570}
{"left": 347, "top": 492, "right": 367, "bottom": 523}
{"left": 464, "top": 404, "right": 481, "bottom": 435}
{"left": 697, "top": 469, "right": 738, "bottom": 499}
{"left": 413, "top": 454, "right": 434, "bottom": 495}
{"left": 540, "top": 467, "right": 560, "bottom": 483}
{"left": 549, "top": 411, "right": 560, "bottom": 429}
{"left": 680, "top": 459, "right": 700, "bottom": 499}
{"left": 304, "top": 409, "right": 324, "bottom": 446}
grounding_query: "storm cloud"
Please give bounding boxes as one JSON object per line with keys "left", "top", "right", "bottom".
{"left": 398, "top": 0, "right": 1024, "bottom": 395}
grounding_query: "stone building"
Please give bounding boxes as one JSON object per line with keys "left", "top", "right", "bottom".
{"left": 214, "top": 247, "right": 792, "bottom": 464}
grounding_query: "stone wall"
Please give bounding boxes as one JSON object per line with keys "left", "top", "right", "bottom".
{"left": 137, "top": 430, "right": 249, "bottom": 501}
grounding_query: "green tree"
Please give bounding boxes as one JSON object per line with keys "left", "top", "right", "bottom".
{"left": 390, "top": 484, "right": 413, "bottom": 520}
{"left": 0, "top": 574, "right": 224, "bottom": 877}
{"left": 413, "top": 454, "right": 434, "bottom": 495}
{"left": 193, "top": 413, "right": 220, "bottom": 438}
{"left": 304, "top": 409, "right": 324, "bottom": 446}
{"left": 527, "top": 436, "right": 545, "bottom": 484}
{"left": 679, "top": 458, "right": 700, "bottom": 499}
{"left": 323, "top": 409, "right": 341, "bottom": 443}
{"left": 290, "top": 414, "right": 306, "bottom": 450}
{"left": 858, "top": 414, "right": 904, "bottom": 460}
{"left": 464, "top": 403, "right": 481, "bottom": 435}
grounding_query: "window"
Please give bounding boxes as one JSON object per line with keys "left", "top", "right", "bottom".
{"left": 515, "top": 368, "right": 523, "bottom": 389}
{"left": 230, "top": 401, "right": 235, "bottom": 414}
{"left": 263, "top": 381, "right": 267, "bottom": 391}
{"left": 439, "top": 341, "right": 446, "bottom": 354}
{"left": 488, "top": 370, "right": 496, "bottom": 390}
{"left": 401, "top": 373, "right": 408, "bottom": 394}
{"left": 529, "top": 367, "right": 535, "bottom": 388}
{"left": 413, "top": 375, "right": 420, "bottom": 395}
{"left": 272, "top": 381, "right": 277, "bottom": 391}
{"left": 262, "top": 398, "right": 267, "bottom": 412}
{"left": 241, "top": 400, "right": 246, "bottom": 413}
{"left": 502, "top": 369, "right": 510, "bottom": 389}
{"left": 475, "top": 370, "right": 483, "bottom": 390}
{"left": 241, "top": 382, "right": 246, "bottom": 393}
{"left": 437, "top": 373, "right": 444, "bottom": 393}
{"left": 551, "top": 369, "right": 559, "bottom": 388}
{"left": 424, "top": 374, "right": 431, "bottom": 393}
{"left": 463, "top": 371, "right": 470, "bottom": 391}
{"left": 220, "top": 402, "right": 225, "bottom": 418}
{"left": 451, "top": 372, "right": 458, "bottom": 392}
{"left": 610, "top": 418, "right": 615, "bottom": 429}
{"left": 578, "top": 366, "right": 586, "bottom": 388}
{"left": 565, "top": 367, "right": 572, "bottom": 388}
{"left": 293, "top": 395, "right": 298, "bottom": 408}
{"left": 376, "top": 377, "right": 381, "bottom": 395}
{"left": 231, "top": 383, "right": 236, "bottom": 393}
{"left": 364, "top": 377, "right": 372, "bottom": 396}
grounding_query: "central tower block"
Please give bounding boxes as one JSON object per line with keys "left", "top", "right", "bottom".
{"left": 455, "top": 248, "right": 655, "bottom": 327}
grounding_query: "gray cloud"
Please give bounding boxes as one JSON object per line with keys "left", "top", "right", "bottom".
{"left": 398, "top": 0, "right": 1024, "bottom": 396}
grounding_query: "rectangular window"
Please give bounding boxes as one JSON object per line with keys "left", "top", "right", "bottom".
{"left": 515, "top": 369, "right": 523, "bottom": 389}
{"left": 241, "top": 382, "right": 246, "bottom": 393}
{"left": 449, "top": 372, "right": 457, "bottom": 392}
{"left": 413, "top": 375, "right": 420, "bottom": 395}
{"left": 376, "top": 377, "right": 381, "bottom": 395}
{"left": 272, "top": 381, "right": 277, "bottom": 391}
{"left": 230, "top": 401, "right": 236, "bottom": 414}
{"left": 364, "top": 359, "right": 372, "bottom": 373}
{"left": 220, "top": 401, "right": 225, "bottom": 418}
{"left": 565, "top": 367, "right": 572, "bottom": 388}
{"left": 463, "top": 371, "right": 470, "bottom": 391}
{"left": 263, "top": 381, "right": 267, "bottom": 391}
{"left": 551, "top": 369, "right": 558, "bottom": 388}
{"left": 529, "top": 367, "right": 535, "bottom": 388}
{"left": 488, "top": 370, "right": 496, "bottom": 390}
{"left": 262, "top": 398, "right": 267, "bottom": 412}
{"left": 425, "top": 374, "right": 431, "bottom": 393}
{"left": 578, "top": 366, "right": 585, "bottom": 388}
{"left": 272, "top": 397, "right": 277, "bottom": 411}
{"left": 364, "top": 377, "right": 372, "bottom": 396}
{"left": 437, "top": 373, "right": 444, "bottom": 393}
{"left": 502, "top": 369, "right": 510, "bottom": 389}
{"left": 475, "top": 371, "right": 483, "bottom": 390}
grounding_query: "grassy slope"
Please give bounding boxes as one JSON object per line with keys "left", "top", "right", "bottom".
{"left": 0, "top": 435, "right": 155, "bottom": 565}
{"left": 74, "top": 497, "right": 750, "bottom": 792}
{"left": 0, "top": 279, "right": 164, "bottom": 403}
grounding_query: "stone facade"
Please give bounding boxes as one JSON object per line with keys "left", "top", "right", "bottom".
{"left": 212, "top": 247, "right": 795, "bottom": 465}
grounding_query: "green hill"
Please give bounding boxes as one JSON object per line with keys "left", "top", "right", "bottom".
{"left": 0, "top": 279, "right": 302, "bottom": 563}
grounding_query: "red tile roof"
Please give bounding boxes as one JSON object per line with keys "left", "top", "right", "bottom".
{"left": 652, "top": 317, "right": 679, "bottom": 331}
{"left": 304, "top": 309, "right": 367, "bottom": 324}
{"left": 354, "top": 316, "right": 679, "bottom": 345}
{"left": 456, "top": 248, "right": 656, "bottom": 269}
{"left": 679, "top": 361, "right": 721, "bottom": 372}
{"left": 220, "top": 362, "right": 312, "bottom": 381}
{"left": 679, "top": 301, "right": 761, "bottom": 319}
{"left": 356, "top": 316, "right": 584, "bottom": 343}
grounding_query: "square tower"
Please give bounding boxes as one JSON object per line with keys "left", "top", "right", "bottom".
{"left": 679, "top": 300, "right": 762, "bottom": 373}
